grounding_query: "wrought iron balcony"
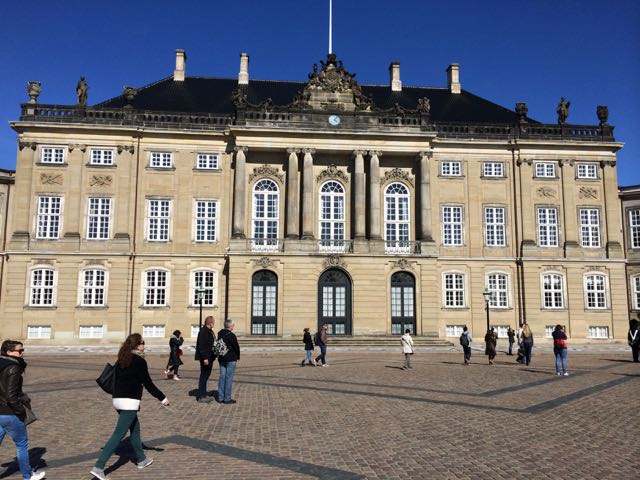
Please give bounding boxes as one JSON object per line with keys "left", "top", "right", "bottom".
{"left": 318, "top": 239, "right": 354, "bottom": 254}
{"left": 384, "top": 240, "right": 421, "bottom": 254}
{"left": 249, "top": 238, "right": 284, "bottom": 253}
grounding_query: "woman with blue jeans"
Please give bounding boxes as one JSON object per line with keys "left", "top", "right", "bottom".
{"left": 217, "top": 319, "right": 241, "bottom": 404}
{"left": 552, "top": 325, "right": 569, "bottom": 376}
{"left": 0, "top": 340, "right": 46, "bottom": 480}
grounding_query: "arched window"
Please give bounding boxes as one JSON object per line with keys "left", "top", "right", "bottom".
{"left": 252, "top": 179, "right": 279, "bottom": 252}
{"left": 384, "top": 183, "right": 410, "bottom": 253}
{"left": 486, "top": 272, "right": 509, "bottom": 308}
{"left": 318, "top": 269, "right": 352, "bottom": 335}
{"left": 391, "top": 271, "right": 416, "bottom": 334}
{"left": 319, "top": 181, "right": 345, "bottom": 252}
{"left": 80, "top": 268, "right": 107, "bottom": 306}
{"left": 252, "top": 270, "right": 277, "bottom": 335}
{"left": 584, "top": 273, "right": 607, "bottom": 309}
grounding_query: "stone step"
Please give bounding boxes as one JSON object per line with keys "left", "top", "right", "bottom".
{"left": 234, "top": 336, "right": 453, "bottom": 347}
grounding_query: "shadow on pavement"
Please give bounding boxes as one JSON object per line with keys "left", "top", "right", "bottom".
{"left": 0, "top": 447, "right": 46, "bottom": 479}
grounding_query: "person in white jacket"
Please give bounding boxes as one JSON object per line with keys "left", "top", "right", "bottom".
{"left": 401, "top": 329, "right": 414, "bottom": 369}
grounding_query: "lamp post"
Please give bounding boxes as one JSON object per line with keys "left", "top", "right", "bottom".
{"left": 482, "top": 288, "right": 491, "bottom": 332}
{"left": 196, "top": 287, "right": 206, "bottom": 329}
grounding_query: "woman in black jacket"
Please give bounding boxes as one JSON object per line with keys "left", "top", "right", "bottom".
{"left": 217, "top": 319, "right": 241, "bottom": 404}
{"left": 301, "top": 328, "right": 316, "bottom": 366}
{"left": 164, "top": 330, "right": 184, "bottom": 380}
{"left": 90, "top": 334, "right": 169, "bottom": 480}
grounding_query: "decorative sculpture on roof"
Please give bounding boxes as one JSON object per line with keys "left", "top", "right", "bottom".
{"left": 123, "top": 86, "right": 137, "bottom": 106}
{"left": 76, "top": 76, "right": 89, "bottom": 106}
{"left": 290, "top": 90, "right": 311, "bottom": 110}
{"left": 556, "top": 97, "right": 570, "bottom": 124}
{"left": 27, "top": 81, "right": 41, "bottom": 104}
{"left": 416, "top": 97, "right": 431, "bottom": 115}
{"left": 596, "top": 105, "right": 609, "bottom": 126}
{"left": 515, "top": 102, "right": 528, "bottom": 123}
{"left": 231, "top": 88, "right": 248, "bottom": 108}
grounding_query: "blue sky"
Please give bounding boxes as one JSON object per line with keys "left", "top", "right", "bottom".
{"left": 1, "top": 0, "right": 638, "bottom": 184}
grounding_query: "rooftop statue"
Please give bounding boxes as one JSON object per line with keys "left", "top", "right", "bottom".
{"left": 417, "top": 97, "right": 431, "bottom": 115}
{"left": 27, "top": 81, "right": 42, "bottom": 104}
{"left": 556, "top": 97, "right": 570, "bottom": 124}
{"left": 76, "top": 76, "right": 89, "bottom": 106}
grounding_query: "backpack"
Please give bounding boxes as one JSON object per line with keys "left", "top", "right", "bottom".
{"left": 459, "top": 333, "right": 469, "bottom": 347}
{"left": 314, "top": 332, "right": 322, "bottom": 346}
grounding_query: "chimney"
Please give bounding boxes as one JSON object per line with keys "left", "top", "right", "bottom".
{"left": 389, "top": 61, "right": 402, "bottom": 92}
{"left": 446, "top": 64, "right": 461, "bottom": 94}
{"left": 238, "top": 52, "right": 249, "bottom": 85}
{"left": 173, "top": 49, "right": 186, "bottom": 82}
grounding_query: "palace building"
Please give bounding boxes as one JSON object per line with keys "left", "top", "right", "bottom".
{"left": 0, "top": 50, "right": 629, "bottom": 343}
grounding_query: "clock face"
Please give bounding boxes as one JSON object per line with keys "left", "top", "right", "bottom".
{"left": 328, "top": 115, "right": 341, "bottom": 126}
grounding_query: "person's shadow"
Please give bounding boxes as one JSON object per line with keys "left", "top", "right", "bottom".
{"left": 0, "top": 447, "right": 46, "bottom": 478}
{"left": 188, "top": 388, "right": 219, "bottom": 399}
{"left": 102, "top": 438, "right": 165, "bottom": 476}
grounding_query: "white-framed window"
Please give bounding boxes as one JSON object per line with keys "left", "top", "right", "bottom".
{"left": 79, "top": 325, "right": 104, "bottom": 338}
{"left": 319, "top": 181, "right": 346, "bottom": 252}
{"left": 27, "top": 325, "right": 51, "bottom": 339}
{"left": 143, "top": 269, "right": 168, "bottom": 306}
{"left": 143, "top": 325, "right": 166, "bottom": 338}
{"left": 81, "top": 268, "right": 107, "bottom": 306}
{"left": 493, "top": 326, "right": 510, "bottom": 338}
{"left": 192, "top": 269, "right": 216, "bottom": 306}
{"left": 545, "top": 325, "right": 555, "bottom": 338}
{"left": 150, "top": 152, "right": 173, "bottom": 168}
{"left": 441, "top": 161, "right": 462, "bottom": 176}
{"left": 633, "top": 276, "right": 640, "bottom": 310}
{"left": 190, "top": 325, "right": 201, "bottom": 338}
{"left": 194, "top": 200, "right": 217, "bottom": 242}
{"left": 384, "top": 182, "right": 410, "bottom": 253}
{"left": 588, "top": 326, "right": 609, "bottom": 339}
{"left": 542, "top": 273, "right": 564, "bottom": 309}
{"left": 90, "top": 149, "right": 114, "bottom": 166}
{"left": 487, "top": 273, "right": 509, "bottom": 308}
{"left": 29, "top": 268, "right": 56, "bottom": 306}
{"left": 584, "top": 273, "right": 607, "bottom": 309}
{"left": 442, "top": 206, "right": 463, "bottom": 246}
{"left": 535, "top": 162, "right": 556, "bottom": 178}
{"left": 196, "top": 153, "right": 219, "bottom": 170}
{"left": 579, "top": 208, "right": 600, "bottom": 247}
{"left": 36, "top": 196, "right": 62, "bottom": 239}
{"left": 485, "top": 207, "right": 506, "bottom": 246}
{"left": 577, "top": 163, "right": 597, "bottom": 179}
{"left": 147, "top": 199, "right": 171, "bottom": 241}
{"left": 87, "top": 197, "right": 112, "bottom": 240}
{"left": 252, "top": 179, "right": 279, "bottom": 251}
{"left": 537, "top": 207, "right": 559, "bottom": 247}
{"left": 483, "top": 162, "right": 504, "bottom": 177}
{"left": 41, "top": 147, "right": 65, "bottom": 164}
{"left": 629, "top": 209, "right": 640, "bottom": 249}
{"left": 445, "top": 325, "right": 465, "bottom": 337}
{"left": 443, "top": 272, "right": 465, "bottom": 308}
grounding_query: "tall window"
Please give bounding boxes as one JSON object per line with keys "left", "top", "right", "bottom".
{"left": 147, "top": 199, "right": 171, "bottom": 241}
{"left": 252, "top": 270, "right": 277, "bottom": 335}
{"left": 537, "top": 207, "right": 559, "bottom": 247}
{"left": 150, "top": 152, "right": 173, "bottom": 168}
{"left": 30, "top": 268, "right": 55, "bottom": 306}
{"left": 252, "top": 179, "right": 279, "bottom": 251}
{"left": 192, "top": 270, "right": 216, "bottom": 306}
{"left": 41, "top": 147, "right": 65, "bottom": 164}
{"left": 629, "top": 209, "right": 640, "bottom": 248}
{"left": 90, "top": 149, "right": 114, "bottom": 165}
{"left": 483, "top": 162, "right": 504, "bottom": 177}
{"left": 633, "top": 276, "right": 640, "bottom": 310}
{"left": 443, "top": 273, "right": 465, "bottom": 307}
{"left": 484, "top": 207, "right": 506, "bottom": 246}
{"left": 143, "top": 269, "right": 168, "bottom": 306}
{"left": 585, "top": 274, "right": 607, "bottom": 309}
{"left": 577, "top": 163, "right": 597, "bottom": 179}
{"left": 36, "top": 196, "right": 62, "bottom": 239}
{"left": 384, "top": 183, "right": 410, "bottom": 253}
{"left": 487, "top": 273, "right": 509, "bottom": 308}
{"left": 391, "top": 272, "right": 415, "bottom": 335}
{"left": 542, "top": 273, "right": 564, "bottom": 308}
{"left": 442, "top": 206, "right": 463, "bottom": 246}
{"left": 81, "top": 269, "right": 106, "bottom": 306}
{"left": 441, "top": 161, "right": 461, "bottom": 176}
{"left": 319, "top": 181, "right": 345, "bottom": 252}
{"left": 579, "top": 208, "right": 600, "bottom": 247}
{"left": 194, "top": 200, "right": 217, "bottom": 242}
{"left": 535, "top": 162, "right": 556, "bottom": 178}
{"left": 196, "top": 153, "right": 219, "bottom": 169}
{"left": 87, "top": 197, "right": 112, "bottom": 240}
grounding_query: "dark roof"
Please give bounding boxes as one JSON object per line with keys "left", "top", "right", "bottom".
{"left": 97, "top": 76, "right": 536, "bottom": 124}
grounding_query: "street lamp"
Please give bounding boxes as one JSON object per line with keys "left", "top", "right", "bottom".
{"left": 482, "top": 288, "right": 491, "bottom": 332}
{"left": 196, "top": 287, "right": 206, "bottom": 329}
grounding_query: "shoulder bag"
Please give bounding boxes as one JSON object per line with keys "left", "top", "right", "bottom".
{"left": 96, "top": 363, "right": 117, "bottom": 394}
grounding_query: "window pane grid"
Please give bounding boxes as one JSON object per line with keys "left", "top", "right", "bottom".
{"left": 630, "top": 210, "right": 640, "bottom": 248}
{"left": 150, "top": 152, "right": 172, "bottom": 168}
{"left": 442, "top": 206, "right": 463, "bottom": 245}
{"left": 82, "top": 269, "right": 106, "bottom": 306}
{"left": 441, "top": 161, "right": 461, "bottom": 176}
{"left": 90, "top": 149, "right": 113, "bottom": 165}
{"left": 535, "top": 162, "right": 555, "bottom": 177}
{"left": 543, "top": 274, "right": 564, "bottom": 308}
{"left": 483, "top": 162, "right": 503, "bottom": 177}
{"left": 30, "top": 269, "right": 55, "bottom": 306}
{"left": 196, "top": 153, "right": 219, "bottom": 169}
{"left": 37, "top": 196, "right": 61, "bottom": 239}
{"left": 444, "top": 273, "right": 464, "bottom": 307}
{"left": 148, "top": 200, "right": 171, "bottom": 241}
{"left": 41, "top": 147, "right": 64, "bottom": 164}
{"left": 487, "top": 273, "right": 508, "bottom": 308}
{"left": 195, "top": 200, "right": 217, "bottom": 242}
{"left": 144, "top": 270, "right": 167, "bottom": 306}
{"left": 577, "top": 163, "right": 597, "bottom": 179}
{"left": 87, "top": 197, "right": 111, "bottom": 239}
{"left": 252, "top": 180, "right": 279, "bottom": 245}
{"left": 538, "top": 208, "right": 558, "bottom": 247}
{"left": 580, "top": 208, "right": 600, "bottom": 247}
{"left": 193, "top": 270, "right": 216, "bottom": 306}
{"left": 585, "top": 274, "right": 606, "bottom": 309}
{"left": 485, "top": 207, "right": 506, "bottom": 246}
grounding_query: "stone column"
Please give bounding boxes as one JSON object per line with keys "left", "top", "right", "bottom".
{"left": 419, "top": 151, "right": 433, "bottom": 241}
{"left": 232, "top": 146, "right": 248, "bottom": 238}
{"left": 353, "top": 150, "right": 366, "bottom": 239}
{"left": 301, "top": 149, "right": 315, "bottom": 239}
{"left": 369, "top": 151, "right": 382, "bottom": 239}
{"left": 286, "top": 148, "right": 300, "bottom": 238}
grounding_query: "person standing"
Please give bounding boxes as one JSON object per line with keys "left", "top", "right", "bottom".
{"left": 301, "top": 328, "right": 316, "bottom": 366}
{"left": 520, "top": 323, "right": 534, "bottom": 366}
{"left": 315, "top": 323, "right": 329, "bottom": 367}
{"left": 460, "top": 326, "right": 472, "bottom": 365}
{"left": 195, "top": 316, "right": 216, "bottom": 403}
{"left": 0, "top": 340, "right": 46, "bottom": 480}
{"left": 164, "top": 330, "right": 184, "bottom": 380}
{"left": 90, "top": 334, "right": 168, "bottom": 480}
{"left": 401, "top": 329, "right": 414, "bottom": 369}
{"left": 217, "top": 319, "right": 240, "bottom": 404}
{"left": 628, "top": 319, "right": 640, "bottom": 363}
{"left": 484, "top": 328, "right": 497, "bottom": 365}
{"left": 552, "top": 324, "right": 569, "bottom": 376}
{"left": 507, "top": 327, "right": 516, "bottom": 356}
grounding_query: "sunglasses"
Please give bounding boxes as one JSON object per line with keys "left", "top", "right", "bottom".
{"left": 141, "top": 341, "right": 145, "bottom": 345}
{"left": 13, "top": 349, "right": 25, "bottom": 354}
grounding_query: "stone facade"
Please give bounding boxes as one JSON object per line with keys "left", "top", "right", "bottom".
{"left": 620, "top": 185, "right": 640, "bottom": 322}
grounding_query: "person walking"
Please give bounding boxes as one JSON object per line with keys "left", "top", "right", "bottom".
{"left": 301, "top": 328, "right": 316, "bottom": 366}
{"left": 628, "top": 319, "right": 640, "bottom": 363}
{"left": 217, "top": 319, "right": 240, "bottom": 404}
{"left": 484, "top": 328, "right": 497, "bottom": 365}
{"left": 401, "top": 329, "right": 414, "bottom": 369}
{"left": 552, "top": 324, "right": 569, "bottom": 376}
{"left": 0, "top": 340, "right": 46, "bottom": 480}
{"left": 460, "top": 326, "right": 472, "bottom": 365}
{"left": 507, "top": 327, "right": 516, "bottom": 356}
{"left": 164, "top": 330, "right": 184, "bottom": 380}
{"left": 195, "top": 316, "right": 216, "bottom": 403}
{"left": 520, "top": 323, "right": 534, "bottom": 366}
{"left": 90, "top": 334, "right": 168, "bottom": 480}
{"left": 315, "top": 323, "right": 329, "bottom": 367}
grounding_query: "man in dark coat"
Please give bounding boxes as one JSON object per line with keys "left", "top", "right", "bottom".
{"left": 195, "top": 316, "right": 215, "bottom": 402}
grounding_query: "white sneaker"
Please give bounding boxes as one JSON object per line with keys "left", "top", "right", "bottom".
{"left": 563, "top": 372, "right": 569, "bottom": 376}
{"left": 30, "top": 472, "right": 46, "bottom": 480}
{"left": 172, "top": 375, "right": 181, "bottom": 381}
{"left": 322, "top": 364, "right": 328, "bottom": 367}
{"left": 89, "top": 467, "right": 108, "bottom": 480}
{"left": 137, "top": 457, "right": 154, "bottom": 469}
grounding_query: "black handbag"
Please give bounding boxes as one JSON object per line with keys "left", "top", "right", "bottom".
{"left": 96, "top": 363, "right": 117, "bottom": 394}
{"left": 20, "top": 393, "right": 37, "bottom": 425}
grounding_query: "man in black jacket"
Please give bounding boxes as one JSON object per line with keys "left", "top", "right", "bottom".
{"left": 195, "top": 316, "right": 216, "bottom": 402}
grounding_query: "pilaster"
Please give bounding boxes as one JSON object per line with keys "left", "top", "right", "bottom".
{"left": 369, "top": 150, "right": 382, "bottom": 240}
{"left": 286, "top": 148, "right": 300, "bottom": 239}
{"left": 232, "top": 146, "right": 248, "bottom": 239}
{"left": 301, "top": 149, "right": 315, "bottom": 239}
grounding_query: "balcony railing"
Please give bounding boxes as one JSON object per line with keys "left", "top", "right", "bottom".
{"left": 318, "top": 239, "right": 354, "bottom": 253}
{"left": 249, "top": 238, "right": 284, "bottom": 253}
{"left": 384, "top": 241, "right": 421, "bottom": 254}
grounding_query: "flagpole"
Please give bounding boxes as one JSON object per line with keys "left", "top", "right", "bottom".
{"left": 329, "top": 0, "right": 333, "bottom": 54}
